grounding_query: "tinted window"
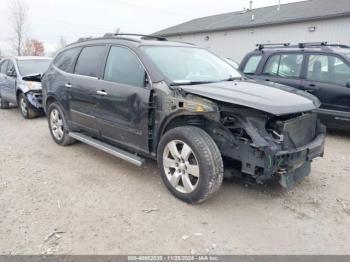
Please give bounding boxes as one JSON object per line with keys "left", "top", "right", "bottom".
{"left": 17, "top": 59, "right": 51, "bottom": 76}
{"left": 74, "top": 46, "right": 106, "bottom": 77}
{"left": 104, "top": 46, "right": 145, "bottom": 87}
{"left": 264, "top": 54, "right": 303, "bottom": 78}
{"left": 243, "top": 55, "right": 262, "bottom": 74}
{"left": 54, "top": 48, "right": 81, "bottom": 73}
{"left": 0, "top": 60, "right": 8, "bottom": 74}
{"left": 307, "top": 55, "right": 350, "bottom": 86}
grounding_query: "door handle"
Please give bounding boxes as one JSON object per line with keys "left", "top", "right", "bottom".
{"left": 96, "top": 90, "right": 108, "bottom": 96}
{"left": 303, "top": 84, "right": 319, "bottom": 93}
{"left": 305, "top": 89, "right": 316, "bottom": 93}
{"left": 265, "top": 79, "right": 270, "bottom": 82}
{"left": 65, "top": 83, "right": 72, "bottom": 88}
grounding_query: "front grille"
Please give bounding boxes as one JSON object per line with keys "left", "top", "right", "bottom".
{"left": 273, "top": 113, "right": 317, "bottom": 150}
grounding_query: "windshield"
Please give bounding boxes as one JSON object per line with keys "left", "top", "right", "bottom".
{"left": 224, "top": 58, "right": 239, "bottom": 69}
{"left": 141, "top": 46, "right": 242, "bottom": 84}
{"left": 17, "top": 59, "right": 51, "bottom": 76}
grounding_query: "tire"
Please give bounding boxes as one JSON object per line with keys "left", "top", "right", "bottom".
{"left": 0, "top": 94, "right": 10, "bottom": 109}
{"left": 47, "top": 102, "right": 76, "bottom": 146}
{"left": 157, "top": 126, "right": 224, "bottom": 204}
{"left": 18, "top": 93, "right": 38, "bottom": 119}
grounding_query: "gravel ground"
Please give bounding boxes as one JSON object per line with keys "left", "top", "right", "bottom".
{"left": 1, "top": 107, "right": 350, "bottom": 255}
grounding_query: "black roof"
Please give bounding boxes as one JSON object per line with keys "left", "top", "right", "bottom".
{"left": 154, "top": 0, "right": 350, "bottom": 37}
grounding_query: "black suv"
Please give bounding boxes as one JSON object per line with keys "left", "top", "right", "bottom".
{"left": 240, "top": 42, "right": 350, "bottom": 130}
{"left": 41, "top": 34, "right": 325, "bottom": 203}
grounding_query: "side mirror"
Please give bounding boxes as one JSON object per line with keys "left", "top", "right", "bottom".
{"left": 346, "top": 80, "right": 350, "bottom": 88}
{"left": 144, "top": 72, "right": 150, "bottom": 87}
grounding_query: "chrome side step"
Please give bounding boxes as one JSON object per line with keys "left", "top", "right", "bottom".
{"left": 69, "top": 132, "right": 145, "bottom": 167}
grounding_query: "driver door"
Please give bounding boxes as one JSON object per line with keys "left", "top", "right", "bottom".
{"left": 95, "top": 45, "right": 151, "bottom": 153}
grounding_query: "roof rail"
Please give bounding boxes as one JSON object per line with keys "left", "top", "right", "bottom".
{"left": 67, "top": 33, "right": 167, "bottom": 48}
{"left": 326, "top": 43, "right": 350, "bottom": 49}
{"left": 113, "top": 33, "right": 168, "bottom": 41}
{"left": 297, "top": 42, "right": 350, "bottom": 49}
{"left": 256, "top": 43, "right": 290, "bottom": 50}
{"left": 298, "top": 42, "right": 327, "bottom": 48}
{"left": 256, "top": 42, "right": 350, "bottom": 51}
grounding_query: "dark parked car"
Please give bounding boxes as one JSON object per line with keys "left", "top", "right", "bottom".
{"left": 0, "top": 56, "right": 52, "bottom": 118}
{"left": 41, "top": 34, "right": 325, "bottom": 203}
{"left": 240, "top": 42, "right": 350, "bottom": 130}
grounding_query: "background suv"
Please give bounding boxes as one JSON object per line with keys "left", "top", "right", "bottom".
{"left": 240, "top": 42, "right": 350, "bottom": 130}
{"left": 0, "top": 56, "right": 52, "bottom": 118}
{"left": 42, "top": 35, "right": 325, "bottom": 203}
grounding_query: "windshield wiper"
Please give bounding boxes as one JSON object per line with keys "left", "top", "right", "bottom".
{"left": 219, "top": 76, "right": 245, "bottom": 82}
{"left": 169, "top": 80, "right": 216, "bottom": 86}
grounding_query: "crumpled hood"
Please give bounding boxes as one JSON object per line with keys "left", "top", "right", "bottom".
{"left": 22, "top": 73, "right": 42, "bottom": 82}
{"left": 179, "top": 79, "right": 321, "bottom": 115}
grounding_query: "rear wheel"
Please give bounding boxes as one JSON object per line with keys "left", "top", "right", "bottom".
{"left": 18, "top": 93, "right": 38, "bottom": 119}
{"left": 0, "top": 95, "right": 10, "bottom": 109}
{"left": 157, "top": 126, "right": 223, "bottom": 204}
{"left": 47, "top": 102, "right": 76, "bottom": 146}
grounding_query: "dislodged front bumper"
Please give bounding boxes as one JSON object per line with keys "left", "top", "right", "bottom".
{"left": 25, "top": 90, "right": 43, "bottom": 111}
{"left": 269, "top": 133, "right": 325, "bottom": 189}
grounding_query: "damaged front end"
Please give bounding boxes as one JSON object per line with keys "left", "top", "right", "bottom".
{"left": 26, "top": 90, "right": 43, "bottom": 110}
{"left": 211, "top": 104, "right": 326, "bottom": 189}
{"left": 20, "top": 74, "right": 44, "bottom": 111}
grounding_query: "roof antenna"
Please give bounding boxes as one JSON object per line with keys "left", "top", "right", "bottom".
{"left": 277, "top": 0, "right": 281, "bottom": 11}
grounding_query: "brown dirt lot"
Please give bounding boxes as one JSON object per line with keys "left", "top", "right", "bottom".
{"left": 1, "top": 107, "right": 350, "bottom": 255}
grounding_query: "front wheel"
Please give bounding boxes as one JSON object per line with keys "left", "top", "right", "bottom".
{"left": 18, "top": 93, "right": 38, "bottom": 119}
{"left": 157, "top": 126, "right": 223, "bottom": 204}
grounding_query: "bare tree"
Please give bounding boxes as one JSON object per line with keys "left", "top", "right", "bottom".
{"left": 9, "top": 0, "right": 28, "bottom": 56}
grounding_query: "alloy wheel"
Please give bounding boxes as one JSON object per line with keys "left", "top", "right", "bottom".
{"left": 50, "top": 109, "right": 64, "bottom": 141}
{"left": 20, "top": 96, "right": 28, "bottom": 116}
{"left": 163, "top": 140, "right": 200, "bottom": 194}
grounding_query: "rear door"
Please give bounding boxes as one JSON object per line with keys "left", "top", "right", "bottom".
{"left": 302, "top": 53, "right": 350, "bottom": 114}
{"left": 255, "top": 52, "right": 304, "bottom": 89}
{"left": 68, "top": 45, "right": 107, "bottom": 134}
{"left": 95, "top": 45, "right": 151, "bottom": 153}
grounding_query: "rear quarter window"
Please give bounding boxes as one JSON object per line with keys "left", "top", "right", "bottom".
{"left": 74, "top": 46, "right": 106, "bottom": 78}
{"left": 54, "top": 47, "right": 81, "bottom": 73}
{"left": 243, "top": 55, "right": 262, "bottom": 74}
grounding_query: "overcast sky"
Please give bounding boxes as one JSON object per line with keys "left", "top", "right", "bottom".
{"left": 0, "top": 0, "right": 303, "bottom": 55}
